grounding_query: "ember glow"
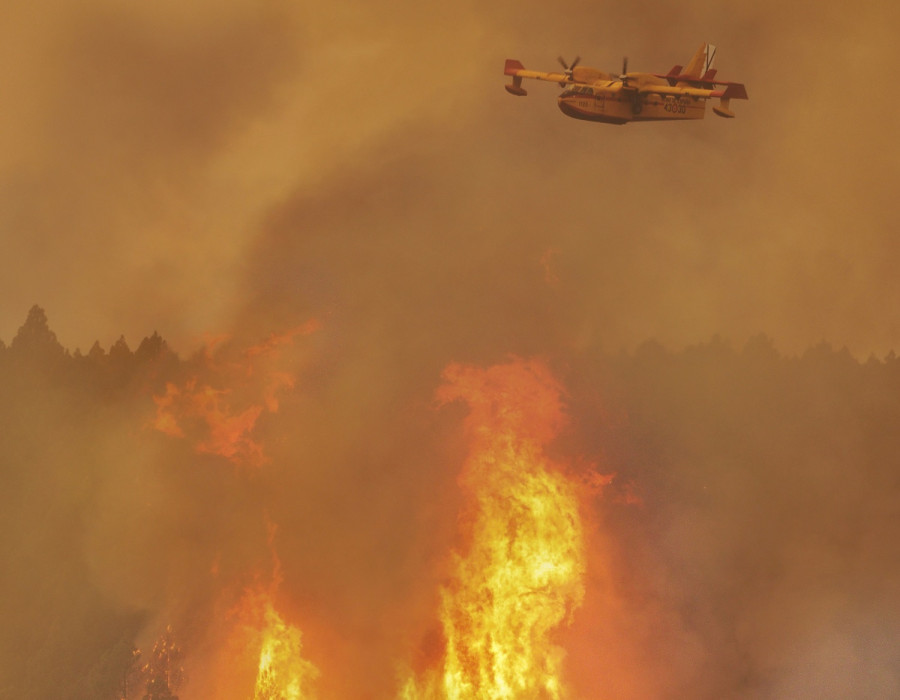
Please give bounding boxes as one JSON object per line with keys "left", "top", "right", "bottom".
{"left": 153, "top": 378, "right": 267, "bottom": 466}
{"left": 150, "top": 323, "right": 318, "bottom": 468}
{"left": 401, "top": 358, "right": 587, "bottom": 699}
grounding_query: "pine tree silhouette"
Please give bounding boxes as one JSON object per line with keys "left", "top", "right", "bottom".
{"left": 10, "top": 305, "right": 66, "bottom": 363}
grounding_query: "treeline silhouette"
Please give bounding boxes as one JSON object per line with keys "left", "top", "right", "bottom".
{"left": 9, "top": 305, "right": 900, "bottom": 403}
{"left": 0, "top": 305, "right": 180, "bottom": 400}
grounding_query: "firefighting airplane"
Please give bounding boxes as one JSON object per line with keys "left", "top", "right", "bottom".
{"left": 504, "top": 44, "right": 747, "bottom": 124}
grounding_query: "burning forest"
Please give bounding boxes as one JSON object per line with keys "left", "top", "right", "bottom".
{"left": 1, "top": 306, "right": 898, "bottom": 699}
{"left": 3, "top": 2, "right": 900, "bottom": 697}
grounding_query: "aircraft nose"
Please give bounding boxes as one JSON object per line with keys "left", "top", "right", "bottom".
{"left": 557, "top": 95, "right": 579, "bottom": 118}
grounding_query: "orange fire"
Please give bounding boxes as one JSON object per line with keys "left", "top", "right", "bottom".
{"left": 225, "top": 584, "right": 319, "bottom": 700}
{"left": 251, "top": 594, "right": 319, "bottom": 700}
{"left": 402, "top": 357, "right": 587, "bottom": 699}
{"left": 152, "top": 379, "right": 267, "bottom": 466}
{"left": 226, "top": 523, "right": 319, "bottom": 700}
{"left": 150, "top": 322, "right": 318, "bottom": 468}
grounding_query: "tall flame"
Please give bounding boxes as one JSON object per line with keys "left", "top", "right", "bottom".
{"left": 229, "top": 523, "right": 320, "bottom": 700}
{"left": 403, "top": 357, "right": 586, "bottom": 699}
{"left": 227, "top": 584, "right": 319, "bottom": 700}
{"left": 252, "top": 595, "right": 318, "bottom": 700}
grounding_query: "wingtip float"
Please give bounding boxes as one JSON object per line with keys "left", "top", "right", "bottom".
{"left": 504, "top": 44, "right": 748, "bottom": 124}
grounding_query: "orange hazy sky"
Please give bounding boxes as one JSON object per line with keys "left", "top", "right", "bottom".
{"left": 2, "top": 0, "right": 899, "bottom": 357}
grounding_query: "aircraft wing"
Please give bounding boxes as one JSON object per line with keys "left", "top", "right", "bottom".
{"left": 504, "top": 59, "right": 571, "bottom": 95}
{"left": 647, "top": 79, "right": 749, "bottom": 100}
{"left": 579, "top": 83, "right": 718, "bottom": 100}
{"left": 638, "top": 84, "right": 721, "bottom": 99}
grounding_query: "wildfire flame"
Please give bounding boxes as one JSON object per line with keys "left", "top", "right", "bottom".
{"left": 251, "top": 594, "right": 318, "bottom": 700}
{"left": 402, "top": 357, "right": 586, "bottom": 699}
{"left": 225, "top": 584, "right": 319, "bottom": 700}
{"left": 150, "top": 321, "right": 318, "bottom": 468}
{"left": 227, "top": 523, "right": 320, "bottom": 700}
{"left": 152, "top": 378, "right": 267, "bottom": 465}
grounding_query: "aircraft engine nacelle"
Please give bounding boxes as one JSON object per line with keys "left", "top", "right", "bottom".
{"left": 571, "top": 66, "right": 610, "bottom": 83}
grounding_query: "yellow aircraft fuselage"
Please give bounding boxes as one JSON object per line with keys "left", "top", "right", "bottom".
{"left": 557, "top": 83, "right": 707, "bottom": 125}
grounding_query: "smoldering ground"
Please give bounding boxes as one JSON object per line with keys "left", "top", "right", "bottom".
{"left": 2, "top": 0, "right": 900, "bottom": 698}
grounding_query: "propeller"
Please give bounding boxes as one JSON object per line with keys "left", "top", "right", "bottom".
{"left": 557, "top": 55, "right": 581, "bottom": 86}
{"left": 619, "top": 56, "right": 631, "bottom": 86}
